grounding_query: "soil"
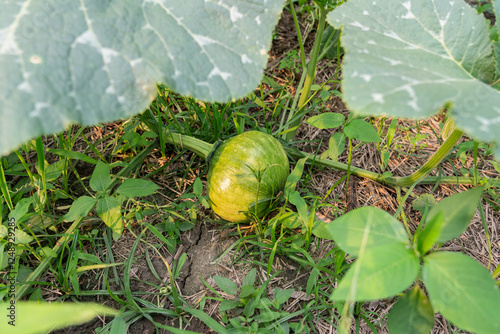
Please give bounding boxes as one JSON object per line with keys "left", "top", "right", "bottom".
{"left": 40, "top": 1, "right": 500, "bottom": 333}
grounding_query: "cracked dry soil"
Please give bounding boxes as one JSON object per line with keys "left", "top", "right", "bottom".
{"left": 51, "top": 221, "right": 235, "bottom": 334}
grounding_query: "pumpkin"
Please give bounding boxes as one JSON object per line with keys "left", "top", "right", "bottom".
{"left": 207, "top": 131, "right": 289, "bottom": 221}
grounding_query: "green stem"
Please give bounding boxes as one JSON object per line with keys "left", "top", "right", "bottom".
{"left": 284, "top": 5, "right": 327, "bottom": 141}
{"left": 288, "top": 0, "right": 306, "bottom": 68}
{"left": 345, "top": 138, "right": 353, "bottom": 209}
{"left": 394, "top": 128, "right": 463, "bottom": 186}
{"left": 297, "top": 6, "right": 326, "bottom": 111}
{"left": 157, "top": 130, "right": 498, "bottom": 188}
{"left": 163, "top": 130, "right": 214, "bottom": 159}
{"left": 286, "top": 146, "right": 499, "bottom": 188}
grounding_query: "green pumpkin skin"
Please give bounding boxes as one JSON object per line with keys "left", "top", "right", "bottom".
{"left": 207, "top": 131, "right": 290, "bottom": 222}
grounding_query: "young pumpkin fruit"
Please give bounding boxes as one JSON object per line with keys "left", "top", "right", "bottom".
{"left": 207, "top": 131, "right": 289, "bottom": 222}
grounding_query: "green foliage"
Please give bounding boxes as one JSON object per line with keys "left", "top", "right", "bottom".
{"left": 208, "top": 268, "right": 299, "bottom": 333}
{"left": 279, "top": 50, "right": 303, "bottom": 74}
{"left": 319, "top": 25, "right": 343, "bottom": 59}
{"left": 64, "top": 160, "right": 159, "bottom": 240}
{"left": 1, "top": 1, "right": 500, "bottom": 333}
{"left": 0, "top": 302, "right": 117, "bottom": 334}
{"left": 306, "top": 112, "right": 344, "bottom": 129}
{"left": 332, "top": 242, "right": 420, "bottom": 301}
{"left": 322, "top": 133, "right": 346, "bottom": 161}
{"left": 423, "top": 187, "right": 484, "bottom": 243}
{"left": 412, "top": 194, "right": 436, "bottom": 214}
{"left": 423, "top": 252, "right": 500, "bottom": 334}
{"left": 328, "top": 188, "right": 500, "bottom": 333}
{"left": 328, "top": 0, "right": 500, "bottom": 158}
{"left": 343, "top": 119, "right": 380, "bottom": 143}
{"left": 387, "top": 286, "right": 434, "bottom": 334}
{"left": 492, "top": 0, "right": 500, "bottom": 82}
{"left": 0, "top": 0, "right": 286, "bottom": 156}
{"left": 328, "top": 207, "right": 408, "bottom": 257}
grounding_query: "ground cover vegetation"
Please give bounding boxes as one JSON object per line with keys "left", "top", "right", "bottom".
{"left": 1, "top": 0, "right": 500, "bottom": 333}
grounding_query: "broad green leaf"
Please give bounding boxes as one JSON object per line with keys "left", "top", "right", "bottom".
{"left": 14, "top": 228, "right": 33, "bottom": 244}
{"left": 321, "top": 132, "right": 345, "bottom": 161}
{"left": 63, "top": 196, "right": 97, "bottom": 222}
{"left": 422, "top": 252, "right": 500, "bottom": 334}
{"left": 312, "top": 219, "right": 335, "bottom": 240}
{"left": 0, "top": 302, "right": 117, "bottom": 334}
{"left": 412, "top": 194, "right": 436, "bottom": 213}
{"left": 78, "top": 252, "right": 103, "bottom": 264}
{"left": 89, "top": 161, "right": 112, "bottom": 193}
{"left": 37, "top": 160, "right": 65, "bottom": 182}
{"left": 193, "top": 177, "right": 203, "bottom": 196}
{"left": 239, "top": 285, "right": 257, "bottom": 298}
{"left": 387, "top": 285, "right": 434, "bottom": 334}
{"left": 8, "top": 197, "right": 33, "bottom": 224}
{"left": 289, "top": 191, "right": 308, "bottom": 224}
{"left": 416, "top": 211, "right": 444, "bottom": 255}
{"left": 242, "top": 268, "right": 257, "bottom": 287}
{"left": 39, "top": 246, "right": 57, "bottom": 259}
{"left": 332, "top": 242, "right": 420, "bottom": 301}
{"left": 213, "top": 276, "right": 238, "bottom": 295}
{"left": 284, "top": 157, "right": 307, "bottom": 199}
{"left": 0, "top": 0, "right": 285, "bottom": 157}
{"left": 426, "top": 187, "right": 483, "bottom": 243}
{"left": 0, "top": 225, "right": 7, "bottom": 239}
{"left": 306, "top": 112, "right": 345, "bottom": 129}
{"left": 109, "top": 314, "right": 128, "bottom": 334}
{"left": 307, "top": 269, "right": 320, "bottom": 296}
{"left": 219, "top": 300, "right": 240, "bottom": 312}
{"left": 116, "top": 178, "right": 159, "bottom": 198}
{"left": 328, "top": 206, "right": 408, "bottom": 257}
{"left": 343, "top": 119, "right": 380, "bottom": 143}
{"left": 96, "top": 196, "right": 123, "bottom": 240}
{"left": 328, "top": 0, "right": 500, "bottom": 157}
{"left": 254, "top": 310, "right": 283, "bottom": 323}
{"left": 273, "top": 288, "right": 294, "bottom": 305}
{"left": 279, "top": 211, "right": 302, "bottom": 229}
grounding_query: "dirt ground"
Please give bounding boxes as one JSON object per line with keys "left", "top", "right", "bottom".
{"left": 49, "top": 2, "right": 500, "bottom": 334}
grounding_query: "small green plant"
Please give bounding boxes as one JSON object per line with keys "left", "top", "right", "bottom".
{"left": 63, "top": 160, "right": 159, "bottom": 240}
{"left": 327, "top": 187, "right": 500, "bottom": 333}
{"left": 306, "top": 112, "right": 381, "bottom": 161}
{"left": 376, "top": 119, "right": 398, "bottom": 172}
{"left": 279, "top": 50, "right": 303, "bottom": 74}
{"left": 209, "top": 268, "right": 297, "bottom": 333}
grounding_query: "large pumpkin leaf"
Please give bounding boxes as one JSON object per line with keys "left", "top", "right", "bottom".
{"left": 0, "top": 302, "right": 117, "bottom": 334}
{"left": 328, "top": 0, "right": 500, "bottom": 157}
{"left": 331, "top": 242, "right": 420, "bottom": 301}
{"left": 493, "top": 0, "right": 500, "bottom": 81}
{"left": 0, "top": 0, "right": 285, "bottom": 156}
{"left": 328, "top": 206, "right": 408, "bottom": 257}
{"left": 422, "top": 252, "right": 500, "bottom": 334}
{"left": 424, "top": 187, "right": 483, "bottom": 243}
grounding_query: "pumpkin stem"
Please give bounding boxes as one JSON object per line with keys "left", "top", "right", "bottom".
{"left": 163, "top": 130, "right": 214, "bottom": 159}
